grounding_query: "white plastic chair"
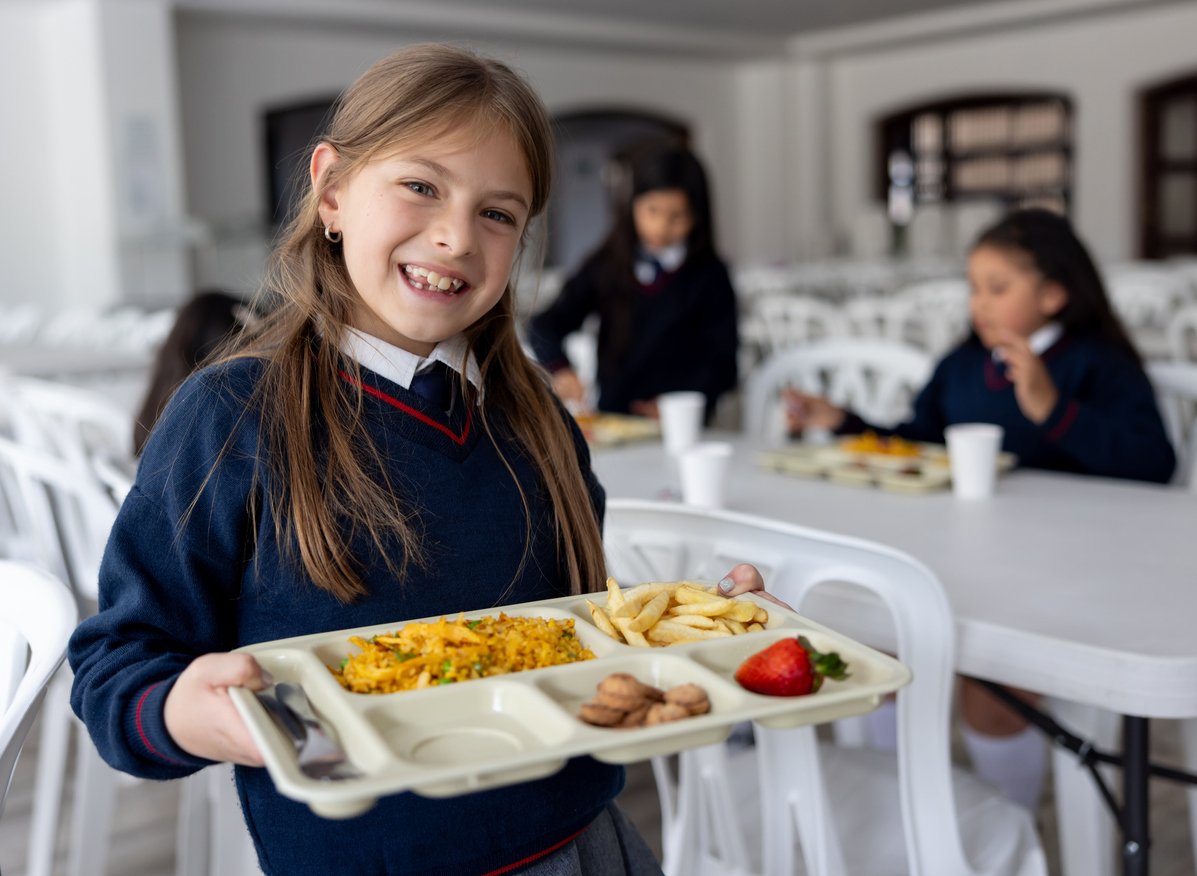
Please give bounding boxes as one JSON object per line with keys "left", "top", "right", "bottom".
{"left": 0, "top": 562, "right": 76, "bottom": 820}
{"left": 1167, "top": 303, "right": 1197, "bottom": 363}
{"left": 8, "top": 377, "right": 133, "bottom": 478}
{"left": 0, "top": 436, "right": 259, "bottom": 876}
{"left": 751, "top": 295, "right": 849, "bottom": 358}
{"left": 742, "top": 339, "right": 933, "bottom": 444}
{"left": 603, "top": 499, "right": 1046, "bottom": 876}
{"left": 1106, "top": 269, "right": 1191, "bottom": 360}
{"left": 1148, "top": 361, "right": 1197, "bottom": 491}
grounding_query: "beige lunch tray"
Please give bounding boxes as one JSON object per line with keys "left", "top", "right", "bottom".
{"left": 758, "top": 442, "right": 1015, "bottom": 494}
{"left": 229, "top": 590, "right": 909, "bottom": 819}
{"left": 575, "top": 413, "right": 662, "bottom": 447}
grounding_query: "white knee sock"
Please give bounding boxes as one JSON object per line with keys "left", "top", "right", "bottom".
{"left": 961, "top": 723, "right": 1048, "bottom": 810}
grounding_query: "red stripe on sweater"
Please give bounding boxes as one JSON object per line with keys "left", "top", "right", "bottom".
{"left": 338, "top": 369, "right": 472, "bottom": 446}
{"left": 135, "top": 682, "right": 185, "bottom": 765}
{"left": 481, "top": 824, "right": 590, "bottom": 876}
{"left": 1046, "top": 400, "right": 1079, "bottom": 442}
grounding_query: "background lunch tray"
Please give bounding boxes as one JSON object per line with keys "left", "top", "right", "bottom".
{"left": 758, "top": 442, "right": 1016, "bottom": 494}
{"left": 576, "top": 413, "right": 662, "bottom": 447}
{"left": 229, "top": 591, "right": 909, "bottom": 819}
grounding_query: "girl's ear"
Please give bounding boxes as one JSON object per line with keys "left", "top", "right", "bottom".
{"left": 311, "top": 142, "right": 341, "bottom": 227}
{"left": 1039, "top": 280, "right": 1069, "bottom": 318}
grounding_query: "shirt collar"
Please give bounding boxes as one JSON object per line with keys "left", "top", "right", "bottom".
{"left": 991, "top": 321, "right": 1064, "bottom": 362}
{"left": 341, "top": 329, "right": 484, "bottom": 401}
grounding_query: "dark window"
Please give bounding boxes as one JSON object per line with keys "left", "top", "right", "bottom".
{"left": 262, "top": 97, "right": 339, "bottom": 228}
{"left": 878, "top": 93, "right": 1073, "bottom": 215}
{"left": 1140, "top": 74, "right": 1197, "bottom": 258}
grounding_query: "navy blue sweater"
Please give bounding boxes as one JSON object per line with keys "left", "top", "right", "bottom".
{"left": 68, "top": 358, "right": 622, "bottom": 876}
{"left": 527, "top": 252, "right": 739, "bottom": 421}
{"left": 845, "top": 335, "right": 1176, "bottom": 484}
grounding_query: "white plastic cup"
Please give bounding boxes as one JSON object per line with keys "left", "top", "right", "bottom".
{"left": 944, "top": 423, "right": 1004, "bottom": 500}
{"left": 658, "top": 391, "right": 706, "bottom": 456}
{"left": 679, "top": 441, "right": 733, "bottom": 509}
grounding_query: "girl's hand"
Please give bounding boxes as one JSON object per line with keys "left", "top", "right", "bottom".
{"left": 551, "top": 369, "right": 588, "bottom": 409}
{"left": 782, "top": 388, "right": 845, "bottom": 434}
{"left": 629, "top": 398, "right": 660, "bottom": 419}
{"left": 164, "top": 652, "right": 273, "bottom": 766}
{"left": 716, "top": 562, "right": 793, "bottom": 611}
{"left": 992, "top": 330, "right": 1059, "bottom": 424}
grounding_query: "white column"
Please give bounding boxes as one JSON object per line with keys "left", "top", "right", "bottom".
{"left": 787, "top": 56, "right": 832, "bottom": 260}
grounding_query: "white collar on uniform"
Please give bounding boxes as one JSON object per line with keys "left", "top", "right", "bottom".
{"left": 341, "top": 328, "right": 484, "bottom": 401}
{"left": 992, "top": 321, "right": 1063, "bottom": 362}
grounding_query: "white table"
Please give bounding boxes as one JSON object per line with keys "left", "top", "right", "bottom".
{"left": 591, "top": 435, "right": 1197, "bottom": 875}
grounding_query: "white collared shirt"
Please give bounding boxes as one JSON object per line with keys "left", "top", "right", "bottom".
{"left": 341, "top": 328, "right": 484, "bottom": 403}
{"left": 992, "top": 321, "right": 1063, "bottom": 362}
{"left": 634, "top": 243, "right": 687, "bottom": 285}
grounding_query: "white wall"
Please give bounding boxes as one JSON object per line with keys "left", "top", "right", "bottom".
{"left": 0, "top": 4, "right": 80, "bottom": 306}
{"left": 811, "top": 2, "right": 1197, "bottom": 262}
{"left": 175, "top": 14, "right": 752, "bottom": 294}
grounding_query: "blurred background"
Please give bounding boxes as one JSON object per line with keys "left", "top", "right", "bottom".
{"left": 3, "top": 0, "right": 1196, "bottom": 317}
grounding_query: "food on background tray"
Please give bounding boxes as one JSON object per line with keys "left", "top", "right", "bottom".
{"left": 586, "top": 578, "right": 768, "bottom": 648}
{"left": 839, "top": 431, "right": 921, "bottom": 457}
{"left": 572, "top": 412, "right": 660, "bottom": 446}
{"left": 578, "top": 672, "right": 711, "bottom": 728}
{"left": 734, "top": 635, "right": 850, "bottom": 697}
{"left": 335, "top": 614, "right": 595, "bottom": 694}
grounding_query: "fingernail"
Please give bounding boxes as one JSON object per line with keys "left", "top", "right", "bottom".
{"left": 261, "top": 670, "right": 274, "bottom": 686}
{"left": 718, "top": 577, "right": 734, "bottom": 593}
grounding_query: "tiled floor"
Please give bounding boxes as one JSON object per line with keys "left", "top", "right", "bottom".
{"left": 2, "top": 713, "right": 1193, "bottom": 875}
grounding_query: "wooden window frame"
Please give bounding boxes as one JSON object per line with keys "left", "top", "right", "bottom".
{"left": 876, "top": 92, "right": 1074, "bottom": 213}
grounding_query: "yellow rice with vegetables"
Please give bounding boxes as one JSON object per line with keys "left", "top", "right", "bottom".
{"left": 335, "top": 613, "right": 595, "bottom": 693}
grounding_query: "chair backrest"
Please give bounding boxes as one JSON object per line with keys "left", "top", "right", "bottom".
{"left": 0, "top": 436, "right": 118, "bottom": 602}
{"left": 752, "top": 295, "right": 849, "bottom": 356}
{"left": 742, "top": 339, "right": 933, "bottom": 443}
{"left": 603, "top": 500, "right": 970, "bottom": 876}
{"left": 1147, "top": 361, "right": 1197, "bottom": 491}
{"left": 1106, "top": 269, "right": 1190, "bottom": 332}
{"left": 9, "top": 377, "right": 133, "bottom": 475}
{"left": 1167, "top": 303, "right": 1197, "bottom": 363}
{"left": 0, "top": 561, "right": 77, "bottom": 819}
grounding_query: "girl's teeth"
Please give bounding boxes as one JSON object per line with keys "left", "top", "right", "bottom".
{"left": 403, "top": 264, "right": 463, "bottom": 292}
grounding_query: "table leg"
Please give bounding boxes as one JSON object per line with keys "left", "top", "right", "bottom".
{"left": 1122, "top": 716, "right": 1149, "bottom": 876}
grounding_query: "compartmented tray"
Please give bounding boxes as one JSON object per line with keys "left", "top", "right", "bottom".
{"left": 229, "top": 590, "right": 909, "bottom": 819}
{"left": 758, "top": 440, "right": 1015, "bottom": 494}
{"left": 573, "top": 413, "right": 661, "bottom": 447}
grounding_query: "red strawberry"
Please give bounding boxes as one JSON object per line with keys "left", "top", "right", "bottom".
{"left": 734, "top": 635, "right": 850, "bottom": 696}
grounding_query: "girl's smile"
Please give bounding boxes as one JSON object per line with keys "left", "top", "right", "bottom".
{"left": 314, "top": 125, "right": 533, "bottom": 357}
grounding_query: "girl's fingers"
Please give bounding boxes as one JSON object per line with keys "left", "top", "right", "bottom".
{"left": 717, "top": 564, "right": 794, "bottom": 611}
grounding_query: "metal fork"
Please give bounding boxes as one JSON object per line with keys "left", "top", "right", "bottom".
{"left": 257, "top": 683, "right": 361, "bottom": 781}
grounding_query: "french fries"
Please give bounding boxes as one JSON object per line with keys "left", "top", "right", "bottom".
{"left": 586, "top": 577, "right": 768, "bottom": 647}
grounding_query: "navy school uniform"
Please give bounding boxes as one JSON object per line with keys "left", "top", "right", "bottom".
{"left": 68, "top": 357, "right": 623, "bottom": 876}
{"left": 841, "top": 334, "right": 1176, "bottom": 484}
{"left": 527, "top": 251, "right": 739, "bottom": 422}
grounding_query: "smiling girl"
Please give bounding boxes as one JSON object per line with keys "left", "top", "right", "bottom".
{"left": 66, "top": 44, "right": 772, "bottom": 875}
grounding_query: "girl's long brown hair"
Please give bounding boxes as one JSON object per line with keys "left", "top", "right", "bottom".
{"left": 224, "top": 44, "right": 605, "bottom": 602}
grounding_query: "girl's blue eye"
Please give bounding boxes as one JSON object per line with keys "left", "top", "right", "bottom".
{"left": 405, "top": 181, "right": 434, "bottom": 197}
{"left": 482, "top": 209, "right": 515, "bottom": 225}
